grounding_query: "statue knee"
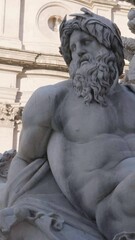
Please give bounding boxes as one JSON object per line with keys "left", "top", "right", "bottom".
{"left": 112, "top": 174, "right": 135, "bottom": 217}
{"left": 96, "top": 182, "right": 129, "bottom": 239}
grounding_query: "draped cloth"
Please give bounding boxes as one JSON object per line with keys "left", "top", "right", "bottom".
{"left": 0, "top": 158, "right": 104, "bottom": 240}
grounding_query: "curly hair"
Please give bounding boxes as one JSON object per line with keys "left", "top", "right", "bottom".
{"left": 59, "top": 8, "right": 124, "bottom": 76}
{"left": 71, "top": 51, "right": 118, "bottom": 106}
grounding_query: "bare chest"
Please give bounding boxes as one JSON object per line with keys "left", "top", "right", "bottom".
{"left": 54, "top": 94, "right": 135, "bottom": 143}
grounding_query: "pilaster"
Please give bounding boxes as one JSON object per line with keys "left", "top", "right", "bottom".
{"left": 0, "top": 64, "right": 23, "bottom": 103}
{"left": 0, "top": 103, "right": 23, "bottom": 153}
{"left": 0, "top": 0, "right": 22, "bottom": 49}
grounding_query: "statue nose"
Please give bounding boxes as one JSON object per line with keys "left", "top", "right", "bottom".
{"left": 76, "top": 44, "right": 86, "bottom": 57}
{"left": 78, "top": 50, "right": 86, "bottom": 57}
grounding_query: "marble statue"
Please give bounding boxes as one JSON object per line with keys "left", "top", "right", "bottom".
{"left": 0, "top": 149, "right": 16, "bottom": 180}
{"left": 0, "top": 149, "right": 16, "bottom": 210}
{"left": 1, "top": 7, "right": 135, "bottom": 240}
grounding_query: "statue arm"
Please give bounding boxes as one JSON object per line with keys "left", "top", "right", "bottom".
{"left": 7, "top": 86, "right": 54, "bottom": 182}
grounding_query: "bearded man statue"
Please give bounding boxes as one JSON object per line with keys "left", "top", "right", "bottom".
{"left": 59, "top": 8, "right": 124, "bottom": 106}
{"left": 0, "top": 7, "right": 135, "bottom": 240}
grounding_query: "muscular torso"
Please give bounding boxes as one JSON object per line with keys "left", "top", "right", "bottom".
{"left": 47, "top": 83, "right": 135, "bottom": 219}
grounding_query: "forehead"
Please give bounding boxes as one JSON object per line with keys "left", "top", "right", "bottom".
{"left": 69, "top": 30, "right": 94, "bottom": 45}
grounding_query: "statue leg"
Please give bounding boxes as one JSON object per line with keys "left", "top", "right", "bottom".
{"left": 8, "top": 222, "right": 47, "bottom": 240}
{"left": 96, "top": 172, "right": 135, "bottom": 240}
{"left": 8, "top": 221, "right": 104, "bottom": 240}
{"left": 113, "top": 232, "right": 135, "bottom": 240}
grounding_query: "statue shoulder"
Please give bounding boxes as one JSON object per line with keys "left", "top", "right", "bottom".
{"left": 34, "top": 80, "right": 70, "bottom": 107}
{"left": 22, "top": 80, "right": 70, "bottom": 127}
{"left": 123, "top": 83, "right": 135, "bottom": 94}
{"left": 34, "top": 79, "right": 70, "bottom": 98}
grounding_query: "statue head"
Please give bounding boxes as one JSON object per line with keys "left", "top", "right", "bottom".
{"left": 59, "top": 8, "right": 125, "bottom": 106}
{"left": 59, "top": 8, "right": 124, "bottom": 77}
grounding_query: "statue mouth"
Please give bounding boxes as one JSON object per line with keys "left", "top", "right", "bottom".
{"left": 79, "top": 55, "right": 92, "bottom": 66}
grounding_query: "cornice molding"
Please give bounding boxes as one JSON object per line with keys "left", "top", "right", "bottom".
{"left": 0, "top": 47, "right": 68, "bottom": 72}
{"left": 64, "top": 0, "right": 91, "bottom": 6}
{"left": 66, "top": 0, "right": 118, "bottom": 6}
{"left": 89, "top": 0, "right": 118, "bottom": 6}
{"left": 67, "top": 0, "right": 132, "bottom": 8}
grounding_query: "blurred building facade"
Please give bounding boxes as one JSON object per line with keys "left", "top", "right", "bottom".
{"left": 0, "top": 0, "right": 134, "bottom": 152}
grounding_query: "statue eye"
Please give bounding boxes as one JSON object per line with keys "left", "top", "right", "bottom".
{"left": 85, "top": 40, "right": 90, "bottom": 45}
{"left": 70, "top": 44, "right": 76, "bottom": 52}
{"left": 82, "top": 39, "right": 91, "bottom": 45}
{"left": 82, "top": 37, "right": 93, "bottom": 46}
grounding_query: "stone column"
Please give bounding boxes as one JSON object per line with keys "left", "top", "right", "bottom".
{"left": 0, "top": 63, "right": 23, "bottom": 153}
{"left": 0, "top": 0, "right": 22, "bottom": 49}
{"left": 0, "top": 120, "right": 14, "bottom": 153}
{"left": 0, "top": 64, "right": 23, "bottom": 103}
{"left": 0, "top": 104, "right": 23, "bottom": 153}
{"left": 13, "top": 123, "right": 22, "bottom": 151}
{"left": 90, "top": 0, "right": 117, "bottom": 20}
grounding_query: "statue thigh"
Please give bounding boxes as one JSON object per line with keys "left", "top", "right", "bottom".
{"left": 96, "top": 172, "right": 135, "bottom": 239}
{"left": 8, "top": 222, "right": 47, "bottom": 240}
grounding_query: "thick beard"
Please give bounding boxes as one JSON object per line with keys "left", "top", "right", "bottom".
{"left": 69, "top": 52, "right": 117, "bottom": 106}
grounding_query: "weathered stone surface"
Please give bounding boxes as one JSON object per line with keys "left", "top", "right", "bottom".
{"left": 0, "top": 149, "right": 16, "bottom": 180}
{"left": 1, "top": 6, "right": 135, "bottom": 240}
{"left": 0, "top": 0, "right": 134, "bottom": 153}
{"left": 0, "top": 149, "right": 16, "bottom": 211}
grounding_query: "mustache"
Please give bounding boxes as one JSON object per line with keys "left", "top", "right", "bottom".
{"left": 69, "top": 53, "right": 96, "bottom": 78}
{"left": 78, "top": 53, "right": 93, "bottom": 65}
{"left": 69, "top": 53, "right": 94, "bottom": 79}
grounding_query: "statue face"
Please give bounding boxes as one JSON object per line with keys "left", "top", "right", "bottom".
{"left": 69, "top": 30, "right": 105, "bottom": 68}
{"left": 69, "top": 29, "right": 117, "bottom": 106}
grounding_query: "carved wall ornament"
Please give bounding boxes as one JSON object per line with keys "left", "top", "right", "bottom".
{"left": 0, "top": 104, "right": 23, "bottom": 126}
{"left": 36, "top": 2, "right": 70, "bottom": 38}
{"left": 48, "top": 15, "right": 62, "bottom": 32}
